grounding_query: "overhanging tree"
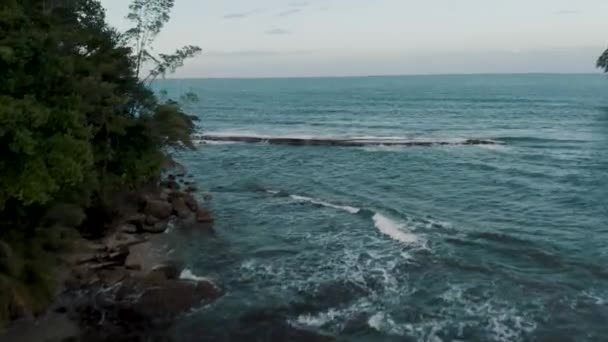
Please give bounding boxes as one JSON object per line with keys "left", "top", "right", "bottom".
{"left": 0, "top": 0, "right": 202, "bottom": 324}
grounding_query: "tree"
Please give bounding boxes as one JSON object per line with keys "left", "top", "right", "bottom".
{"left": 598, "top": 47, "right": 608, "bottom": 72}
{"left": 124, "top": 0, "right": 201, "bottom": 83}
{"left": 0, "top": 0, "right": 201, "bottom": 324}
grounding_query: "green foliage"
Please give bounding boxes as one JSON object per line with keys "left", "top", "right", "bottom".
{"left": 0, "top": 0, "right": 201, "bottom": 321}
{"left": 597, "top": 48, "right": 608, "bottom": 72}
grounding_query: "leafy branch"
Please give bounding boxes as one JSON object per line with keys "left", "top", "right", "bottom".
{"left": 124, "top": 0, "right": 201, "bottom": 82}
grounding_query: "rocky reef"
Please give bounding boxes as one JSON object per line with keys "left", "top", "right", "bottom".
{"left": 196, "top": 134, "right": 500, "bottom": 147}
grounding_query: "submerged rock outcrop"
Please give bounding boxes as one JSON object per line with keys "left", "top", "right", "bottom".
{"left": 196, "top": 134, "right": 500, "bottom": 147}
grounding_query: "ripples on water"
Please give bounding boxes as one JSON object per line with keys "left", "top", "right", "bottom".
{"left": 157, "top": 75, "right": 608, "bottom": 341}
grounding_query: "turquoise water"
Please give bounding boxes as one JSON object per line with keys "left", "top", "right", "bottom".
{"left": 163, "top": 75, "right": 607, "bottom": 341}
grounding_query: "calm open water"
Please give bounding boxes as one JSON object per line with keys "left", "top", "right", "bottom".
{"left": 160, "top": 74, "right": 608, "bottom": 341}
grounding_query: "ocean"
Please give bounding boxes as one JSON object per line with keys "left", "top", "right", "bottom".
{"left": 159, "top": 74, "right": 608, "bottom": 341}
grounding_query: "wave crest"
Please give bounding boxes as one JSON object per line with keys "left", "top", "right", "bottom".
{"left": 372, "top": 213, "right": 420, "bottom": 245}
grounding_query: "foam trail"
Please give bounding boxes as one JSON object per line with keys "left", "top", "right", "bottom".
{"left": 290, "top": 194, "right": 361, "bottom": 214}
{"left": 373, "top": 213, "right": 420, "bottom": 244}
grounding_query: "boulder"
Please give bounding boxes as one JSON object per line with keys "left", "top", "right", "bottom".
{"left": 146, "top": 264, "right": 181, "bottom": 281}
{"left": 142, "top": 222, "right": 168, "bottom": 234}
{"left": 184, "top": 193, "right": 198, "bottom": 212}
{"left": 119, "top": 224, "right": 138, "bottom": 234}
{"left": 143, "top": 199, "right": 172, "bottom": 220}
{"left": 145, "top": 215, "right": 160, "bottom": 226}
{"left": 126, "top": 213, "right": 146, "bottom": 227}
{"left": 69, "top": 276, "right": 222, "bottom": 341}
{"left": 171, "top": 197, "right": 192, "bottom": 219}
{"left": 159, "top": 188, "right": 172, "bottom": 201}
{"left": 160, "top": 180, "right": 180, "bottom": 191}
{"left": 130, "top": 279, "right": 222, "bottom": 318}
{"left": 196, "top": 208, "right": 214, "bottom": 223}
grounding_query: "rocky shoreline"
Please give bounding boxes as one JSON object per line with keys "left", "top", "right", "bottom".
{"left": 57, "top": 172, "right": 222, "bottom": 341}
{"left": 0, "top": 163, "right": 223, "bottom": 341}
{"left": 0, "top": 162, "right": 337, "bottom": 342}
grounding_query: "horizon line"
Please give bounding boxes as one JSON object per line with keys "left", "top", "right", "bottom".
{"left": 159, "top": 71, "right": 604, "bottom": 81}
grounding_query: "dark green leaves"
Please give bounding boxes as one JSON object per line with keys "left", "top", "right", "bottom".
{"left": 597, "top": 48, "right": 608, "bottom": 73}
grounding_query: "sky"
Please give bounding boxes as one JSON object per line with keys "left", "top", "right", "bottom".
{"left": 99, "top": 0, "right": 608, "bottom": 78}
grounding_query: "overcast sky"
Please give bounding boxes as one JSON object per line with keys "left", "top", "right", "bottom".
{"left": 100, "top": 0, "right": 608, "bottom": 78}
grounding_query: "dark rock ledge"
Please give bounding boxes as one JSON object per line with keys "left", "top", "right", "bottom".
{"left": 196, "top": 134, "right": 500, "bottom": 147}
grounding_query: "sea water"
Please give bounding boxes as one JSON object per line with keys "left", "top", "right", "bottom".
{"left": 158, "top": 74, "right": 608, "bottom": 341}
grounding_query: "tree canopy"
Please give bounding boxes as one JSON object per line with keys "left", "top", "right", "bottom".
{"left": 0, "top": 0, "right": 200, "bottom": 323}
{"left": 597, "top": 47, "right": 608, "bottom": 72}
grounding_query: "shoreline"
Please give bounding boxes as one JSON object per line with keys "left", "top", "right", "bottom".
{"left": 0, "top": 162, "right": 221, "bottom": 341}
{"left": 0, "top": 161, "right": 336, "bottom": 342}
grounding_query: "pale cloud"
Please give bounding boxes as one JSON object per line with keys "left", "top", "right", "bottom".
{"left": 204, "top": 50, "right": 316, "bottom": 58}
{"left": 278, "top": 9, "right": 302, "bottom": 17}
{"left": 265, "top": 28, "right": 291, "bottom": 35}
{"left": 224, "top": 9, "right": 264, "bottom": 19}
{"left": 554, "top": 10, "right": 581, "bottom": 15}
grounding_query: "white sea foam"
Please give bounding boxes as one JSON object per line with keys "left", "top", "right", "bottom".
{"left": 200, "top": 140, "right": 240, "bottom": 145}
{"left": 373, "top": 213, "right": 420, "bottom": 245}
{"left": 290, "top": 194, "right": 361, "bottom": 214}
{"left": 294, "top": 308, "right": 342, "bottom": 328}
{"left": 179, "top": 268, "right": 211, "bottom": 282}
{"left": 368, "top": 312, "right": 408, "bottom": 336}
{"left": 477, "top": 143, "right": 509, "bottom": 152}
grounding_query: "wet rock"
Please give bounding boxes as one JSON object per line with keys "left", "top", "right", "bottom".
{"left": 126, "top": 213, "right": 146, "bottom": 228}
{"left": 196, "top": 208, "right": 214, "bottom": 223}
{"left": 203, "top": 193, "right": 212, "bottom": 201}
{"left": 146, "top": 264, "right": 181, "bottom": 281}
{"left": 104, "top": 232, "right": 146, "bottom": 252}
{"left": 69, "top": 278, "right": 220, "bottom": 342}
{"left": 126, "top": 264, "right": 142, "bottom": 271}
{"left": 143, "top": 199, "right": 173, "bottom": 220}
{"left": 185, "top": 185, "right": 198, "bottom": 193}
{"left": 168, "top": 174, "right": 176, "bottom": 181}
{"left": 171, "top": 196, "right": 192, "bottom": 219}
{"left": 184, "top": 193, "right": 198, "bottom": 212}
{"left": 119, "top": 224, "right": 138, "bottom": 234}
{"left": 145, "top": 215, "right": 160, "bottom": 226}
{"left": 142, "top": 222, "right": 168, "bottom": 234}
{"left": 159, "top": 188, "right": 172, "bottom": 201}
{"left": 132, "top": 279, "right": 222, "bottom": 317}
{"left": 161, "top": 180, "right": 180, "bottom": 191}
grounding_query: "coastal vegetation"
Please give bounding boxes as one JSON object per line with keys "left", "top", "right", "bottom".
{"left": 597, "top": 47, "right": 608, "bottom": 72}
{"left": 0, "top": 0, "right": 199, "bottom": 325}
